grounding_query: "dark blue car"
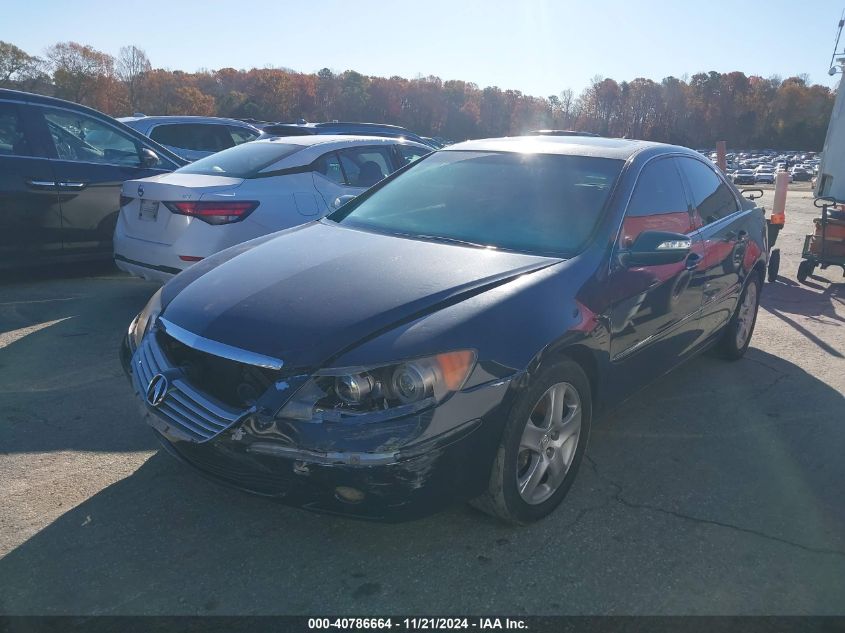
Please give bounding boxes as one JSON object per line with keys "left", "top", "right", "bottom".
{"left": 121, "top": 136, "right": 767, "bottom": 523}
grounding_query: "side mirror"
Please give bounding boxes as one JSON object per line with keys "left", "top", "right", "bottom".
{"left": 140, "top": 147, "right": 160, "bottom": 168}
{"left": 740, "top": 188, "right": 763, "bottom": 200}
{"left": 333, "top": 194, "right": 356, "bottom": 209}
{"left": 621, "top": 230, "right": 691, "bottom": 267}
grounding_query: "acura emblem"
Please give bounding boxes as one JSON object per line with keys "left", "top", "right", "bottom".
{"left": 145, "top": 374, "right": 169, "bottom": 407}
{"left": 137, "top": 184, "right": 144, "bottom": 198}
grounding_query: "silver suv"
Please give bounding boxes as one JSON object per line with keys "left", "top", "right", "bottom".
{"left": 118, "top": 115, "right": 261, "bottom": 161}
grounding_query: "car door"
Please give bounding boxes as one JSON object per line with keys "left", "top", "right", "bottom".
{"left": 0, "top": 100, "right": 63, "bottom": 266}
{"left": 606, "top": 156, "right": 706, "bottom": 396}
{"left": 675, "top": 156, "right": 748, "bottom": 335}
{"left": 32, "top": 105, "right": 177, "bottom": 258}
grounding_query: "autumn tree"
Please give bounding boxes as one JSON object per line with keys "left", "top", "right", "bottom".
{"left": 46, "top": 42, "right": 128, "bottom": 113}
{"left": 558, "top": 88, "right": 576, "bottom": 128}
{"left": 117, "top": 45, "right": 151, "bottom": 112}
{"left": 2, "top": 39, "right": 835, "bottom": 149}
{"left": 0, "top": 41, "right": 43, "bottom": 87}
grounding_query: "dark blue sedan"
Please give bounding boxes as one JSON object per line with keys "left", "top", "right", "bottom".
{"left": 121, "top": 136, "right": 768, "bottom": 523}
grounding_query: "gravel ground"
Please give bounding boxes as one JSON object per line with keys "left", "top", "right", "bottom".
{"left": 0, "top": 184, "right": 843, "bottom": 615}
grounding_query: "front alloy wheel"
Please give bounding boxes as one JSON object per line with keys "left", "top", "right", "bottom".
{"left": 734, "top": 279, "right": 758, "bottom": 350}
{"left": 716, "top": 273, "right": 761, "bottom": 360}
{"left": 472, "top": 358, "right": 592, "bottom": 524}
{"left": 517, "top": 382, "right": 582, "bottom": 505}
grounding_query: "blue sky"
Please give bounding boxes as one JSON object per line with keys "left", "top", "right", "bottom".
{"left": 3, "top": 0, "right": 845, "bottom": 96}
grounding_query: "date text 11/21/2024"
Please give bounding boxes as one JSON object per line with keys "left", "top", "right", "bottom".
{"left": 307, "top": 618, "right": 528, "bottom": 630}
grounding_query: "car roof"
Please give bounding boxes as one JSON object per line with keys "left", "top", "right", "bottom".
{"left": 256, "top": 134, "right": 427, "bottom": 147}
{"left": 274, "top": 121, "right": 413, "bottom": 132}
{"left": 444, "top": 135, "right": 685, "bottom": 161}
{"left": 118, "top": 115, "right": 259, "bottom": 128}
{"left": 1, "top": 88, "right": 147, "bottom": 124}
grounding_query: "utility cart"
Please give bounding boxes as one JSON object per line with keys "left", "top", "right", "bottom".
{"left": 797, "top": 197, "right": 845, "bottom": 283}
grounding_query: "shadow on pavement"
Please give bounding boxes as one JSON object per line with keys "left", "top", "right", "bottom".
{"left": 0, "top": 260, "right": 120, "bottom": 285}
{"left": 1, "top": 268, "right": 160, "bottom": 453}
{"left": 2, "top": 349, "right": 843, "bottom": 615}
{"left": 761, "top": 277, "right": 844, "bottom": 358}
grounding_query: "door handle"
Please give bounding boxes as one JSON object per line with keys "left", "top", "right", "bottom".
{"left": 685, "top": 253, "right": 703, "bottom": 270}
{"left": 58, "top": 181, "right": 87, "bottom": 190}
{"left": 26, "top": 179, "right": 57, "bottom": 189}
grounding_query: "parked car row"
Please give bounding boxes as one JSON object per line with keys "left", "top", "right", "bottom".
{"left": 728, "top": 164, "right": 812, "bottom": 185}
{"left": 0, "top": 89, "right": 435, "bottom": 270}
{"left": 699, "top": 147, "right": 821, "bottom": 185}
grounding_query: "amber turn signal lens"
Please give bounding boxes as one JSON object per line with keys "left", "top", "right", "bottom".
{"left": 435, "top": 350, "right": 476, "bottom": 391}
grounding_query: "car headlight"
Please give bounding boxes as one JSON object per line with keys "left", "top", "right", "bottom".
{"left": 275, "top": 350, "right": 476, "bottom": 423}
{"left": 128, "top": 288, "right": 163, "bottom": 351}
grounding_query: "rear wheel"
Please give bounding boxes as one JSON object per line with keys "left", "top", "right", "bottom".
{"left": 716, "top": 274, "right": 760, "bottom": 360}
{"left": 471, "top": 358, "right": 591, "bottom": 524}
{"left": 767, "top": 249, "right": 780, "bottom": 283}
{"left": 797, "top": 259, "right": 815, "bottom": 284}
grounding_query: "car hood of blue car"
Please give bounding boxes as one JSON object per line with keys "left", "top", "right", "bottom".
{"left": 160, "top": 221, "right": 559, "bottom": 370}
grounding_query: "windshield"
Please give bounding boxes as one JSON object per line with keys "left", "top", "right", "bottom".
{"left": 177, "top": 142, "right": 303, "bottom": 178}
{"left": 330, "top": 151, "right": 623, "bottom": 257}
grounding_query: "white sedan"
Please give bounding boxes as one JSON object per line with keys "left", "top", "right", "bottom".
{"left": 114, "top": 135, "right": 431, "bottom": 282}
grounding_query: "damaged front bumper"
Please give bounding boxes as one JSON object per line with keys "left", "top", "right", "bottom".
{"left": 122, "top": 333, "right": 513, "bottom": 521}
{"left": 152, "top": 415, "right": 490, "bottom": 521}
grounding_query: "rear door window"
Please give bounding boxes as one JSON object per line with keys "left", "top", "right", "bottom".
{"left": 313, "top": 151, "right": 345, "bottom": 184}
{"left": 397, "top": 144, "right": 432, "bottom": 166}
{"left": 41, "top": 107, "right": 141, "bottom": 166}
{"left": 0, "top": 102, "right": 33, "bottom": 157}
{"left": 338, "top": 146, "right": 394, "bottom": 187}
{"left": 676, "top": 157, "right": 739, "bottom": 226}
{"left": 150, "top": 124, "right": 235, "bottom": 153}
{"left": 228, "top": 126, "right": 260, "bottom": 145}
{"left": 149, "top": 124, "right": 190, "bottom": 148}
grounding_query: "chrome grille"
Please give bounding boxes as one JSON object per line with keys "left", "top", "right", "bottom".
{"left": 133, "top": 334, "right": 246, "bottom": 442}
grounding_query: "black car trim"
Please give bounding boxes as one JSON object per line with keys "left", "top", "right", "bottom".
{"left": 114, "top": 253, "right": 182, "bottom": 275}
{"left": 251, "top": 164, "right": 313, "bottom": 179}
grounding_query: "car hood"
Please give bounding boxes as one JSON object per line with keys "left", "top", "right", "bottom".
{"left": 160, "top": 221, "right": 557, "bottom": 370}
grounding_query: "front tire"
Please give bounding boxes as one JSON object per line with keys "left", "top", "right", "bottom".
{"left": 471, "top": 358, "right": 592, "bottom": 524}
{"left": 716, "top": 273, "right": 761, "bottom": 360}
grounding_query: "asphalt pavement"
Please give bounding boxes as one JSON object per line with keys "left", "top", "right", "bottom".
{"left": 0, "top": 185, "right": 843, "bottom": 615}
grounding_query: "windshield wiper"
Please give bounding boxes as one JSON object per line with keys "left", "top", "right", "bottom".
{"left": 325, "top": 219, "right": 496, "bottom": 250}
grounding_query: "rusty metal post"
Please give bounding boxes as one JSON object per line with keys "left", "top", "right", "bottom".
{"left": 716, "top": 141, "right": 727, "bottom": 172}
{"left": 772, "top": 170, "right": 788, "bottom": 225}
